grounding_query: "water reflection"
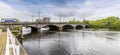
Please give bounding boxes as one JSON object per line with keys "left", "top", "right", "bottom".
{"left": 23, "top": 31, "right": 120, "bottom": 55}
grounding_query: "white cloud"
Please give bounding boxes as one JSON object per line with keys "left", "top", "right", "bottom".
{"left": 1, "top": 0, "right": 120, "bottom": 22}
{"left": 84, "top": 0, "right": 120, "bottom": 20}
{"left": 0, "top": 1, "right": 32, "bottom": 21}
{"left": 72, "top": 0, "right": 120, "bottom": 20}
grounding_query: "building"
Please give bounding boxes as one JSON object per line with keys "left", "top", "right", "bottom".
{"left": 43, "top": 17, "right": 50, "bottom": 23}
{"left": 36, "top": 19, "right": 43, "bottom": 23}
{"left": 35, "top": 17, "right": 50, "bottom": 23}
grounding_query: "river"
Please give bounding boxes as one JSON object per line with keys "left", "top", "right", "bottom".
{"left": 22, "top": 30, "right": 120, "bottom": 55}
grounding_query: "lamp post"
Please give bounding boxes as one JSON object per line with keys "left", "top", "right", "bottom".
{"left": 83, "top": 18, "right": 86, "bottom": 30}
{"left": 38, "top": 10, "right": 41, "bottom": 32}
{"left": 59, "top": 14, "right": 62, "bottom": 31}
{"left": 32, "top": 14, "right": 34, "bottom": 22}
{"left": 60, "top": 14, "right": 62, "bottom": 24}
{"left": 38, "top": 10, "right": 41, "bottom": 23}
{"left": 74, "top": 17, "right": 76, "bottom": 24}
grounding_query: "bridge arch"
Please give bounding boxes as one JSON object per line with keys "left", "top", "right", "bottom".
{"left": 85, "top": 25, "right": 90, "bottom": 28}
{"left": 25, "top": 26, "right": 38, "bottom": 32}
{"left": 62, "top": 25, "right": 74, "bottom": 31}
{"left": 45, "top": 25, "right": 59, "bottom": 31}
{"left": 76, "top": 25, "right": 83, "bottom": 30}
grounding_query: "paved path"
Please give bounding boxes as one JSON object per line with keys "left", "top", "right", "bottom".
{"left": 0, "top": 31, "right": 7, "bottom": 55}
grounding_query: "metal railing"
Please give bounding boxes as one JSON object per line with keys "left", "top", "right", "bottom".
{"left": 5, "top": 28, "right": 20, "bottom": 55}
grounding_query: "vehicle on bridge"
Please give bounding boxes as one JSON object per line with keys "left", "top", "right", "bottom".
{"left": 1, "top": 18, "right": 17, "bottom": 23}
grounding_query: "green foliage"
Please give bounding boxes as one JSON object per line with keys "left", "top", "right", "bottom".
{"left": 11, "top": 26, "right": 22, "bottom": 31}
{"left": 10, "top": 26, "right": 22, "bottom": 36}
{"left": 15, "top": 19, "right": 20, "bottom": 23}
{"left": 110, "top": 20, "right": 120, "bottom": 30}
{"left": 87, "top": 16, "right": 120, "bottom": 30}
{"left": 69, "top": 19, "right": 82, "bottom": 24}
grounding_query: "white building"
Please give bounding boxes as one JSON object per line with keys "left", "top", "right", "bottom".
{"left": 43, "top": 17, "right": 50, "bottom": 23}
{"left": 36, "top": 19, "right": 43, "bottom": 23}
{"left": 36, "top": 17, "right": 50, "bottom": 23}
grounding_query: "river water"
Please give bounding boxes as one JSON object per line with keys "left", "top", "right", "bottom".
{"left": 23, "top": 30, "right": 120, "bottom": 55}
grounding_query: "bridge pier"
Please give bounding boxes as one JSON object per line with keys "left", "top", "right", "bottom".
{"left": 82, "top": 25, "right": 86, "bottom": 30}
{"left": 73, "top": 26, "right": 76, "bottom": 30}
{"left": 37, "top": 28, "right": 41, "bottom": 32}
{"left": 59, "top": 27, "right": 63, "bottom": 31}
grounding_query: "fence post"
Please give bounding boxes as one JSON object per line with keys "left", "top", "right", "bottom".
{"left": 5, "top": 28, "right": 9, "bottom": 55}
{"left": 16, "top": 46, "right": 20, "bottom": 55}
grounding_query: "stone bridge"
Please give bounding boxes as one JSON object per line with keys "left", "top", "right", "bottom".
{"left": 0, "top": 22, "right": 90, "bottom": 32}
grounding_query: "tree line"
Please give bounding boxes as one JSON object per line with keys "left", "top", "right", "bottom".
{"left": 69, "top": 16, "right": 120, "bottom": 31}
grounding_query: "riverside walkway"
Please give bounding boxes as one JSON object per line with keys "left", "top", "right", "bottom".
{"left": 0, "top": 29, "right": 6, "bottom": 55}
{"left": 0, "top": 28, "right": 28, "bottom": 55}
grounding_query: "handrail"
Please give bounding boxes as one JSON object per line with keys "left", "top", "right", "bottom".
{"left": 5, "top": 28, "right": 20, "bottom": 55}
{"left": 5, "top": 28, "right": 10, "bottom": 55}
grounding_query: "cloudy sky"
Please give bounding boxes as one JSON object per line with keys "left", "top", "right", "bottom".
{"left": 0, "top": 0, "right": 120, "bottom": 22}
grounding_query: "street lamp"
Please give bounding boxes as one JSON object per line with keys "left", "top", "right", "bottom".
{"left": 32, "top": 14, "right": 34, "bottom": 22}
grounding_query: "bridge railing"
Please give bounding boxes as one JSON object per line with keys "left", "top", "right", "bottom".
{"left": 0, "top": 22, "right": 70, "bottom": 25}
{"left": 5, "top": 28, "right": 20, "bottom": 55}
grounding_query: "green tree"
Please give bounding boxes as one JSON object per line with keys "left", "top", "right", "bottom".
{"left": 15, "top": 19, "right": 20, "bottom": 23}
{"left": 87, "top": 16, "right": 119, "bottom": 29}
{"left": 69, "top": 19, "right": 82, "bottom": 24}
